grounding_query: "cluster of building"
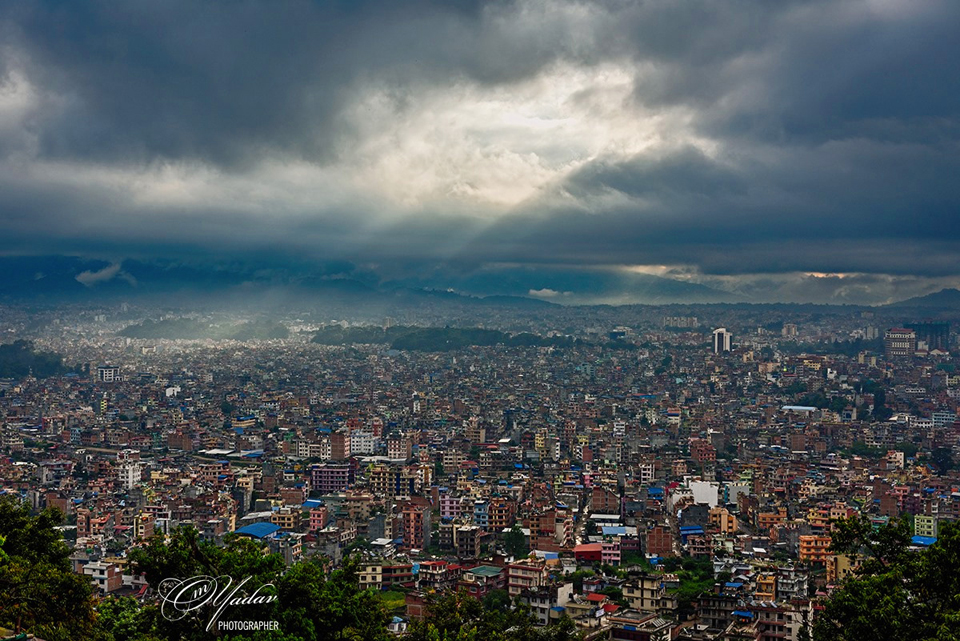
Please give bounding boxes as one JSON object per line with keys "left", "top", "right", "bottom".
{"left": 1, "top": 306, "right": 959, "bottom": 640}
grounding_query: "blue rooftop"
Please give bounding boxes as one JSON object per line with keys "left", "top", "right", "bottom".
{"left": 912, "top": 536, "right": 937, "bottom": 546}
{"left": 235, "top": 522, "right": 281, "bottom": 538}
{"left": 602, "top": 526, "right": 627, "bottom": 536}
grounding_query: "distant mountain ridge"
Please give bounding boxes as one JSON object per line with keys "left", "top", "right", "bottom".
{"left": 0, "top": 255, "right": 731, "bottom": 307}
{"left": 885, "top": 288, "right": 960, "bottom": 309}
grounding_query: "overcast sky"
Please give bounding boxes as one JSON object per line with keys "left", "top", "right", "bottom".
{"left": 1, "top": 0, "right": 958, "bottom": 304}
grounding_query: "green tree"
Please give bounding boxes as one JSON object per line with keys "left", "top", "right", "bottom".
{"left": 895, "top": 442, "right": 920, "bottom": 458}
{"left": 503, "top": 524, "right": 529, "bottom": 559}
{"left": 275, "top": 557, "right": 392, "bottom": 641}
{"left": 812, "top": 517, "right": 960, "bottom": 641}
{"left": 94, "top": 596, "right": 161, "bottom": 641}
{"left": 0, "top": 340, "right": 65, "bottom": 377}
{"left": 932, "top": 447, "right": 955, "bottom": 473}
{"left": 0, "top": 498, "right": 99, "bottom": 641}
{"left": 407, "top": 590, "right": 582, "bottom": 641}
{"left": 125, "top": 526, "right": 293, "bottom": 640}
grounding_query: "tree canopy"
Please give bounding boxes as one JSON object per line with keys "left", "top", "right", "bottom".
{"left": 1, "top": 501, "right": 582, "bottom": 641}
{"left": 0, "top": 339, "right": 66, "bottom": 377}
{"left": 811, "top": 516, "right": 960, "bottom": 641}
{"left": 406, "top": 590, "right": 581, "bottom": 641}
{"left": 0, "top": 498, "right": 98, "bottom": 641}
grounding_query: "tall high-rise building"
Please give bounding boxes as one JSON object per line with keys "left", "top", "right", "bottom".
{"left": 884, "top": 328, "right": 917, "bottom": 358}
{"left": 712, "top": 328, "right": 732, "bottom": 354}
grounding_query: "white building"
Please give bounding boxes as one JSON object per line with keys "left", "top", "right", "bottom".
{"left": 712, "top": 328, "right": 732, "bottom": 353}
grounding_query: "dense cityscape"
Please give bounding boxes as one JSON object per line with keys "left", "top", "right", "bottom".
{"left": 2, "top": 296, "right": 960, "bottom": 640}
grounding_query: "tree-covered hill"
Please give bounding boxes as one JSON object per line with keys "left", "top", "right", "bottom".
{"left": 0, "top": 339, "right": 66, "bottom": 378}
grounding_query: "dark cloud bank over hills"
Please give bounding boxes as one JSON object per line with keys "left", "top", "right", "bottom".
{"left": 0, "top": 255, "right": 732, "bottom": 307}
{"left": 1, "top": 2, "right": 958, "bottom": 304}
{"left": 3, "top": 256, "right": 960, "bottom": 316}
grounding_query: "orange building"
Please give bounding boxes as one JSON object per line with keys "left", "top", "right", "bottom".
{"left": 799, "top": 535, "right": 832, "bottom": 564}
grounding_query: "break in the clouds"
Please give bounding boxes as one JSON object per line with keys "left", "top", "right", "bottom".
{"left": 1, "top": 0, "right": 959, "bottom": 304}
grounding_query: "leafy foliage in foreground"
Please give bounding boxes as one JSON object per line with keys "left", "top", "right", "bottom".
{"left": 406, "top": 590, "right": 581, "bottom": 641}
{"left": 0, "top": 499, "right": 98, "bottom": 641}
{"left": 811, "top": 517, "right": 960, "bottom": 641}
{"left": 0, "top": 502, "right": 583, "bottom": 641}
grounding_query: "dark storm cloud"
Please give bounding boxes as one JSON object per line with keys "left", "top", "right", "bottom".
{"left": 0, "top": 0, "right": 582, "bottom": 167}
{"left": 0, "top": 0, "right": 958, "bottom": 303}
{"left": 542, "top": 134, "right": 960, "bottom": 275}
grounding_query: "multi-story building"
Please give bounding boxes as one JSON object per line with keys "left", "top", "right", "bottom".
{"left": 401, "top": 504, "right": 431, "bottom": 551}
{"left": 82, "top": 560, "right": 123, "bottom": 594}
{"left": 330, "top": 432, "right": 351, "bottom": 461}
{"left": 387, "top": 436, "right": 412, "bottom": 461}
{"left": 417, "top": 561, "right": 456, "bottom": 592}
{"left": 349, "top": 430, "right": 376, "bottom": 455}
{"left": 97, "top": 366, "right": 121, "bottom": 382}
{"left": 709, "top": 506, "right": 738, "bottom": 533}
{"left": 915, "top": 514, "right": 938, "bottom": 538}
{"left": 776, "top": 566, "right": 809, "bottom": 600}
{"left": 623, "top": 572, "right": 665, "bottom": 613}
{"left": 506, "top": 558, "right": 549, "bottom": 597}
{"left": 117, "top": 461, "right": 142, "bottom": 490}
{"left": 487, "top": 496, "right": 516, "bottom": 532}
{"left": 309, "top": 507, "right": 329, "bottom": 531}
{"left": 799, "top": 535, "right": 832, "bottom": 564}
{"left": 757, "top": 507, "right": 788, "bottom": 532}
{"left": 520, "top": 582, "right": 574, "bottom": 626}
{"left": 712, "top": 328, "right": 732, "bottom": 353}
{"left": 458, "top": 565, "right": 505, "bottom": 598}
{"left": 311, "top": 463, "right": 353, "bottom": 493}
{"left": 884, "top": 328, "right": 917, "bottom": 357}
{"left": 527, "top": 507, "right": 574, "bottom": 552}
{"left": 646, "top": 525, "right": 674, "bottom": 558}
{"left": 602, "top": 539, "right": 621, "bottom": 566}
{"left": 369, "top": 464, "right": 418, "bottom": 497}
{"left": 439, "top": 492, "right": 462, "bottom": 520}
{"left": 270, "top": 507, "right": 300, "bottom": 531}
{"left": 360, "top": 563, "right": 415, "bottom": 591}
{"left": 457, "top": 525, "right": 482, "bottom": 559}
{"left": 755, "top": 573, "right": 776, "bottom": 601}
{"left": 473, "top": 500, "right": 489, "bottom": 530}
{"left": 698, "top": 593, "right": 739, "bottom": 630}
{"left": 826, "top": 554, "right": 859, "bottom": 584}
